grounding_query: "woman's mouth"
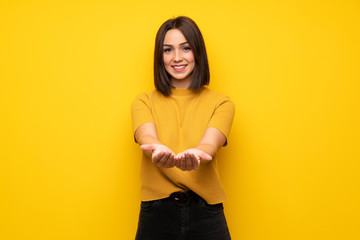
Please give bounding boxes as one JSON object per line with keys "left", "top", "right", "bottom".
{"left": 172, "top": 65, "right": 187, "bottom": 72}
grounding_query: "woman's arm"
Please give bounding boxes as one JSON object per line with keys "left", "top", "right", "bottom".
{"left": 176, "top": 127, "right": 226, "bottom": 171}
{"left": 195, "top": 127, "right": 227, "bottom": 156}
{"left": 135, "top": 122, "right": 177, "bottom": 169}
{"left": 134, "top": 122, "right": 161, "bottom": 146}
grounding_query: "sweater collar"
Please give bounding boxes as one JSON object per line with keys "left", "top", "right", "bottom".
{"left": 170, "top": 87, "right": 205, "bottom": 96}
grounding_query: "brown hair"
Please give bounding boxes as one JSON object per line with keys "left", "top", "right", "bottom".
{"left": 154, "top": 16, "right": 210, "bottom": 96}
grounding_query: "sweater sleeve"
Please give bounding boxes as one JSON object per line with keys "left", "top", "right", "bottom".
{"left": 207, "top": 95, "right": 235, "bottom": 146}
{"left": 131, "top": 92, "right": 155, "bottom": 137}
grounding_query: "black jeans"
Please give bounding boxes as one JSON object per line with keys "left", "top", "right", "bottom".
{"left": 135, "top": 191, "right": 231, "bottom": 240}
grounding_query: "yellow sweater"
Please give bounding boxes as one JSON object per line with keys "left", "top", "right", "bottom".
{"left": 131, "top": 87, "right": 235, "bottom": 204}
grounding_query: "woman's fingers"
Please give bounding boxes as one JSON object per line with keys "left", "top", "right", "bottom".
{"left": 175, "top": 155, "right": 182, "bottom": 169}
{"left": 185, "top": 153, "right": 194, "bottom": 171}
{"left": 181, "top": 153, "right": 197, "bottom": 171}
{"left": 152, "top": 146, "right": 177, "bottom": 168}
{"left": 174, "top": 151, "right": 202, "bottom": 171}
{"left": 162, "top": 153, "right": 176, "bottom": 168}
{"left": 145, "top": 147, "right": 208, "bottom": 170}
{"left": 152, "top": 151, "right": 165, "bottom": 164}
{"left": 179, "top": 155, "right": 186, "bottom": 171}
{"left": 175, "top": 153, "right": 183, "bottom": 168}
{"left": 187, "top": 153, "right": 199, "bottom": 170}
{"left": 199, "top": 152, "right": 212, "bottom": 161}
{"left": 140, "top": 144, "right": 178, "bottom": 168}
{"left": 157, "top": 151, "right": 171, "bottom": 167}
{"left": 191, "top": 153, "right": 200, "bottom": 170}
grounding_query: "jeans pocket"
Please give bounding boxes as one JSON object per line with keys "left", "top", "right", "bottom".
{"left": 202, "top": 201, "right": 224, "bottom": 214}
{"left": 140, "top": 200, "right": 159, "bottom": 211}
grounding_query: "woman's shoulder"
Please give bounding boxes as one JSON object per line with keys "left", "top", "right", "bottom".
{"left": 132, "top": 90, "right": 166, "bottom": 106}
{"left": 133, "top": 90, "right": 160, "bottom": 100}
{"left": 201, "top": 88, "right": 235, "bottom": 114}
{"left": 201, "top": 87, "right": 233, "bottom": 102}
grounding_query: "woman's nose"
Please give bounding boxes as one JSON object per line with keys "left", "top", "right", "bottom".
{"left": 173, "top": 50, "right": 182, "bottom": 61}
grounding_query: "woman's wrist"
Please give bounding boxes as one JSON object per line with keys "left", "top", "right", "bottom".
{"left": 195, "top": 144, "right": 217, "bottom": 157}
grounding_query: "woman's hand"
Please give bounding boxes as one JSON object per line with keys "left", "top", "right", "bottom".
{"left": 175, "top": 149, "right": 212, "bottom": 171}
{"left": 140, "top": 144, "right": 177, "bottom": 168}
{"left": 140, "top": 144, "right": 212, "bottom": 171}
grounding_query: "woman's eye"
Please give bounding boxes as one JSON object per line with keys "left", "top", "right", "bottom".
{"left": 183, "top": 46, "right": 191, "bottom": 51}
{"left": 163, "top": 48, "right": 172, "bottom": 53}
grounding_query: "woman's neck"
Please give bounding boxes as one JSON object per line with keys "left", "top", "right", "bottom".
{"left": 171, "top": 76, "right": 192, "bottom": 88}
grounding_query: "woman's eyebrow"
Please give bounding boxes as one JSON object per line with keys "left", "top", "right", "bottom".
{"left": 163, "top": 42, "right": 188, "bottom": 47}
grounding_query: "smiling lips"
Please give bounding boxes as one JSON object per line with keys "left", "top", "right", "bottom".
{"left": 172, "top": 64, "right": 187, "bottom": 72}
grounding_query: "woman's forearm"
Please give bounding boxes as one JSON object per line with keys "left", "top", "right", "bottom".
{"left": 195, "top": 127, "right": 227, "bottom": 157}
{"left": 195, "top": 143, "right": 218, "bottom": 157}
{"left": 137, "top": 134, "right": 162, "bottom": 145}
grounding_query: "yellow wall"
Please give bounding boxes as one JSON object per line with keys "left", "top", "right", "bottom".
{"left": 1, "top": 0, "right": 359, "bottom": 239}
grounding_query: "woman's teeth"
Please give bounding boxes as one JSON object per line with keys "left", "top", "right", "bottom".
{"left": 173, "top": 65, "right": 186, "bottom": 69}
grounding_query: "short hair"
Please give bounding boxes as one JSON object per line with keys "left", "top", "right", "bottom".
{"left": 154, "top": 16, "right": 210, "bottom": 96}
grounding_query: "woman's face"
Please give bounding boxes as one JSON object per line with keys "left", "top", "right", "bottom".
{"left": 163, "top": 29, "right": 195, "bottom": 88}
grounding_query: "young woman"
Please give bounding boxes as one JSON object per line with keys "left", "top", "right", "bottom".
{"left": 131, "top": 16, "right": 235, "bottom": 240}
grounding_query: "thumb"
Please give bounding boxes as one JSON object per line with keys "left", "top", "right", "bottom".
{"left": 200, "top": 152, "right": 212, "bottom": 161}
{"left": 140, "top": 144, "right": 156, "bottom": 152}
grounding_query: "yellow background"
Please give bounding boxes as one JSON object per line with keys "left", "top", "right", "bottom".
{"left": 1, "top": 0, "right": 359, "bottom": 239}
